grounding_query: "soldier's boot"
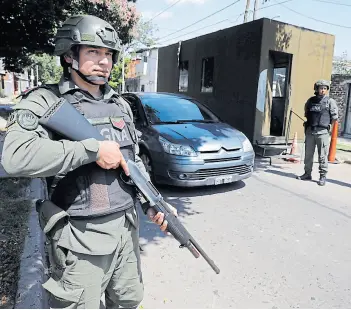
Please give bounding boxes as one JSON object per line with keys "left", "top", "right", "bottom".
{"left": 318, "top": 175, "right": 326, "bottom": 186}
{"left": 296, "top": 173, "right": 312, "bottom": 181}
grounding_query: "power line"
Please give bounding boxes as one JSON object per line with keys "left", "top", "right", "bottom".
{"left": 155, "top": 0, "right": 350, "bottom": 47}
{"left": 311, "top": 0, "right": 351, "bottom": 6}
{"left": 156, "top": 0, "right": 294, "bottom": 45}
{"left": 156, "top": 0, "right": 241, "bottom": 42}
{"left": 158, "top": 13, "right": 247, "bottom": 45}
{"left": 147, "top": 0, "right": 182, "bottom": 22}
{"left": 158, "top": 19, "right": 233, "bottom": 45}
{"left": 274, "top": 0, "right": 351, "bottom": 28}
{"left": 259, "top": 0, "right": 294, "bottom": 10}
{"left": 157, "top": 13, "right": 246, "bottom": 45}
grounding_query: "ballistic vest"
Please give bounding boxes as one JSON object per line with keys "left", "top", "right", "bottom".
{"left": 306, "top": 95, "right": 331, "bottom": 129}
{"left": 45, "top": 86, "right": 138, "bottom": 218}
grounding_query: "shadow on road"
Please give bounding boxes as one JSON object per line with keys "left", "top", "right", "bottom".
{"left": 253, "top": 157, "right": 292, "bottom": 173}
{"left": 138, "top": 180, "right": 246, "bottom": 252}
{"left": 255, "top": 157, "right": 351, "bottom": 189}
{"left": 264, "top": 167, "right": 351, "bottom": 189}
{"left": 264, "top": 168, "right": 297, "bottom": 179}
{"left": 320, "top": 178, "right": 351, "bottom": 188}
{"left": 254, "top": 174, "right": 351, "bottom": 220}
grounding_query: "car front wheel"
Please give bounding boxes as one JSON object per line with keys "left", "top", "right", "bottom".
{"left": 140, "top": 151, "right": 156, "bottom": 184}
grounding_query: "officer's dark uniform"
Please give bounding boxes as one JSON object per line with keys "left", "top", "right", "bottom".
{"left": 1, "top": 15, "right": 150, "bottom": 308}
{"left": 297, "top": 80, "right": 338, "bottom": 186}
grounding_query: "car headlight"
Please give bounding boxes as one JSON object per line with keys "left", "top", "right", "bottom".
{"left": 242, "top": 137, "right": 253, "bottom": 152}
{"left": 159, "top": 137, "right": 197, "bottom": 157}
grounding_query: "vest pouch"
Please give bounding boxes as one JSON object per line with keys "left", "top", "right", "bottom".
{"left": 50, "top": 168, "right": 91, "bottom": 215}
{"left": 37, "top": 199, "right": 69, "bottom": 238}
{"left": 101, "top": 145, "right": 136, "bottom": 216}
{"left": 319, "top": 110, "right": 332, "bottom": 129}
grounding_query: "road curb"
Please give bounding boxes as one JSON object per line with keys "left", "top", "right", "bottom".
{"left": 14, "top": 178, "right": 48, "bottom": 309}
{"left": 334, "top": 157, "right": 351, "bottom": 165}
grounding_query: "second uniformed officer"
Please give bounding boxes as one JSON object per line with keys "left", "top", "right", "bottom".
{"left": 297, "top": 79, "right": 338, "bottom": 186}
{"left": 1, "top": 15, "right": 177, "bottom": 308}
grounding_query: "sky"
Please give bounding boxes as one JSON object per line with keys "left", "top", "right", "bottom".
{"left": 134, "top": 0, "right": 351, "bottom": 58}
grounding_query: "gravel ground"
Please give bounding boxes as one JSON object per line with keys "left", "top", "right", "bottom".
{"left": 0, "top": 178, "right": 31, "bottom": 309}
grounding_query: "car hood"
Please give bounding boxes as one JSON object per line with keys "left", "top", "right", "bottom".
{"left": 153, "top": 122, "right": 244, "bottom": 152}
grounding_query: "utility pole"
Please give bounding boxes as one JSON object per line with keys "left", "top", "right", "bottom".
{"left": 121, "top": 46, "right": 125, "bottom": 93}
{"left": 243, "top": 0, "right": 251, "bottom": 23}
{"left": 30, "top": 68, "right": 34, "bottom": 88}
{"left": 253, "top": 0, "right": 259, "bottom": 20}
{"left": 36, "top": 65, "right": 39, "bottom": 86}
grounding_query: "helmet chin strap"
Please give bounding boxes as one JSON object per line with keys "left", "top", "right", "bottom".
{"left": 71, "top": 58, "right": 109, "bottom": 85}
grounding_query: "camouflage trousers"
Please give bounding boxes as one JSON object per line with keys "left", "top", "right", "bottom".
{"left": 42, "top": 214, "right": 144, "bottom": 309}
{"left": 304, "top": 132, "right": 330, "bottom": 176}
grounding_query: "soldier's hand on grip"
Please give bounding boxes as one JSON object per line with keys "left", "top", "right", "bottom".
{"left": 147, "top": 203, "right": 178, "bottom": 233}
{"left": 96, "top": 141, "right": 130, "bottom": 175}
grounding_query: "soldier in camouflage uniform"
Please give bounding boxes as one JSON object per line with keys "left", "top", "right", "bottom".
{"left": 296, "top": 79, "right": 338, "bottom": 186}
{"left": 1, "top": 15, "right": 177, "bottom": 309}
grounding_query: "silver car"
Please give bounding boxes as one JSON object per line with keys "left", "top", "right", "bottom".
{"left": 121, "top": 92, "right": 255, "bottom": 187}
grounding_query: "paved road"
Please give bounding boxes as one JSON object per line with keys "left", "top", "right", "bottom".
{"left": 0, "top": 130, "right": 350, "bottom": 308}
{"left": 138, "top": 160, "right": 351, "bottom": 309}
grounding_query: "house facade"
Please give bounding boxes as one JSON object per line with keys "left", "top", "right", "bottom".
{"left": 125, "top": 47, "right": 159, "bottom": 93}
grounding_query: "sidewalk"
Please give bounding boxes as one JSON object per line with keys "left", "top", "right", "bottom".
{"left": 0, "top": 102, "right": 14, "bottom": 131}
{"left": 0, "top": 132, "right": 7, "bottom": 177}
{"left": 294, "top": 137, "right": 351, "bottom": 165}
{"left": 14, "top": 178, "right": 48, "bottom": 309}
{"left": 0, "top": 133, "right": 48, "bottom": 308}
{"left": 336, "top": 136, "right": 351, "bottom": 164}
{"left": 0, "top": 97, "right": 14, "bottom": 105}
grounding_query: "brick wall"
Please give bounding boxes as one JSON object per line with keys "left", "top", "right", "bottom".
{"left": 330, "top": 74, "right": 351, "bottom": 135}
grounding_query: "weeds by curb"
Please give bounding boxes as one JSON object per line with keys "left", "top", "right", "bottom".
{"left": 0, "top": 178, "right": 31, "bottom": 309}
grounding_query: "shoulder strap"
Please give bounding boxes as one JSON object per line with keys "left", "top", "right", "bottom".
{"left": 42, "top": 84, "right": 81, "bottom": 107}
{"left": 43, "top": 84, "right": 61, "bottom": 98}
{"left": 117, "top": 96, "right": 134, "bottom": 120}
{"left": 320, "top": 96, "right": 330, "bottom": 109}
{"left": 16, "top": 84, "right": 61, "bottom": 100}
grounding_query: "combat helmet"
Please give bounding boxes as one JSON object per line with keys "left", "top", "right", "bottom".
{"left": 54, "top": 15, "right": 121, "bottom": 84}
{"left": 314, "top": 79, "right": 330, "bottom": 92}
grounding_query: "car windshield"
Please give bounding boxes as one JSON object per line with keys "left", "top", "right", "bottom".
{"left": 141, "top": 97, "right": 219, "bottom": 124}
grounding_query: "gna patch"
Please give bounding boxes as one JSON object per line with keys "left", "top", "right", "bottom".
{"left": 110, "top": 117, "right": 125, "bottom": 131}
{"left": 16, "top": 109, "right": 39, "bottom": 130}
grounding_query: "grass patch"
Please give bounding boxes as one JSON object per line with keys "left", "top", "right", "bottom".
{"left": 337, "top": 143, "right": 351, "bottom": 152}
{"left": 0, "top": 178, "right": 31, "bottom": 309}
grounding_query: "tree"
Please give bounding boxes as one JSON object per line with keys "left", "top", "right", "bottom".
{"left": 0, "top": 0, "right": 139, "bottom": 72}
{"left": 130, "top": 19, "right": 159, "bottom": 49}
{"left": 31, "top": 54, "right": 63, "bottom": 84}
{"left": 332, "top": 51, "right": 351, "bottom": 75}
{"left": 108, "top": 56, "right": 131, "bottom": 90}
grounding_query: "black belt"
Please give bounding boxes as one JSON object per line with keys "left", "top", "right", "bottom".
{"left": 310, "top": 125, "right": 329, "bottom": 131}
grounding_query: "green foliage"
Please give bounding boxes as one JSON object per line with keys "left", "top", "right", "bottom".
{"left": 109, "top": 56, "right": 131, "bottom": 90}
{"left": 31, "top": 54, "right": 63, "bottom": 84}
{"left": 332, "top": 51, "right": 351, "bottom": 75}
{"left": 131, "top": 19, "right": 159, "bottom": 49}
{"left": 1, "top": 0, "right": 139, "bottom": 72}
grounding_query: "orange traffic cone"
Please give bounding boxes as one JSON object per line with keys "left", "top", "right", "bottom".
{"left": 328, "top": 121, "right": 338, "bottom": 163}
{"left": 287, "top": 132, "right": 299, "bottom": 163}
